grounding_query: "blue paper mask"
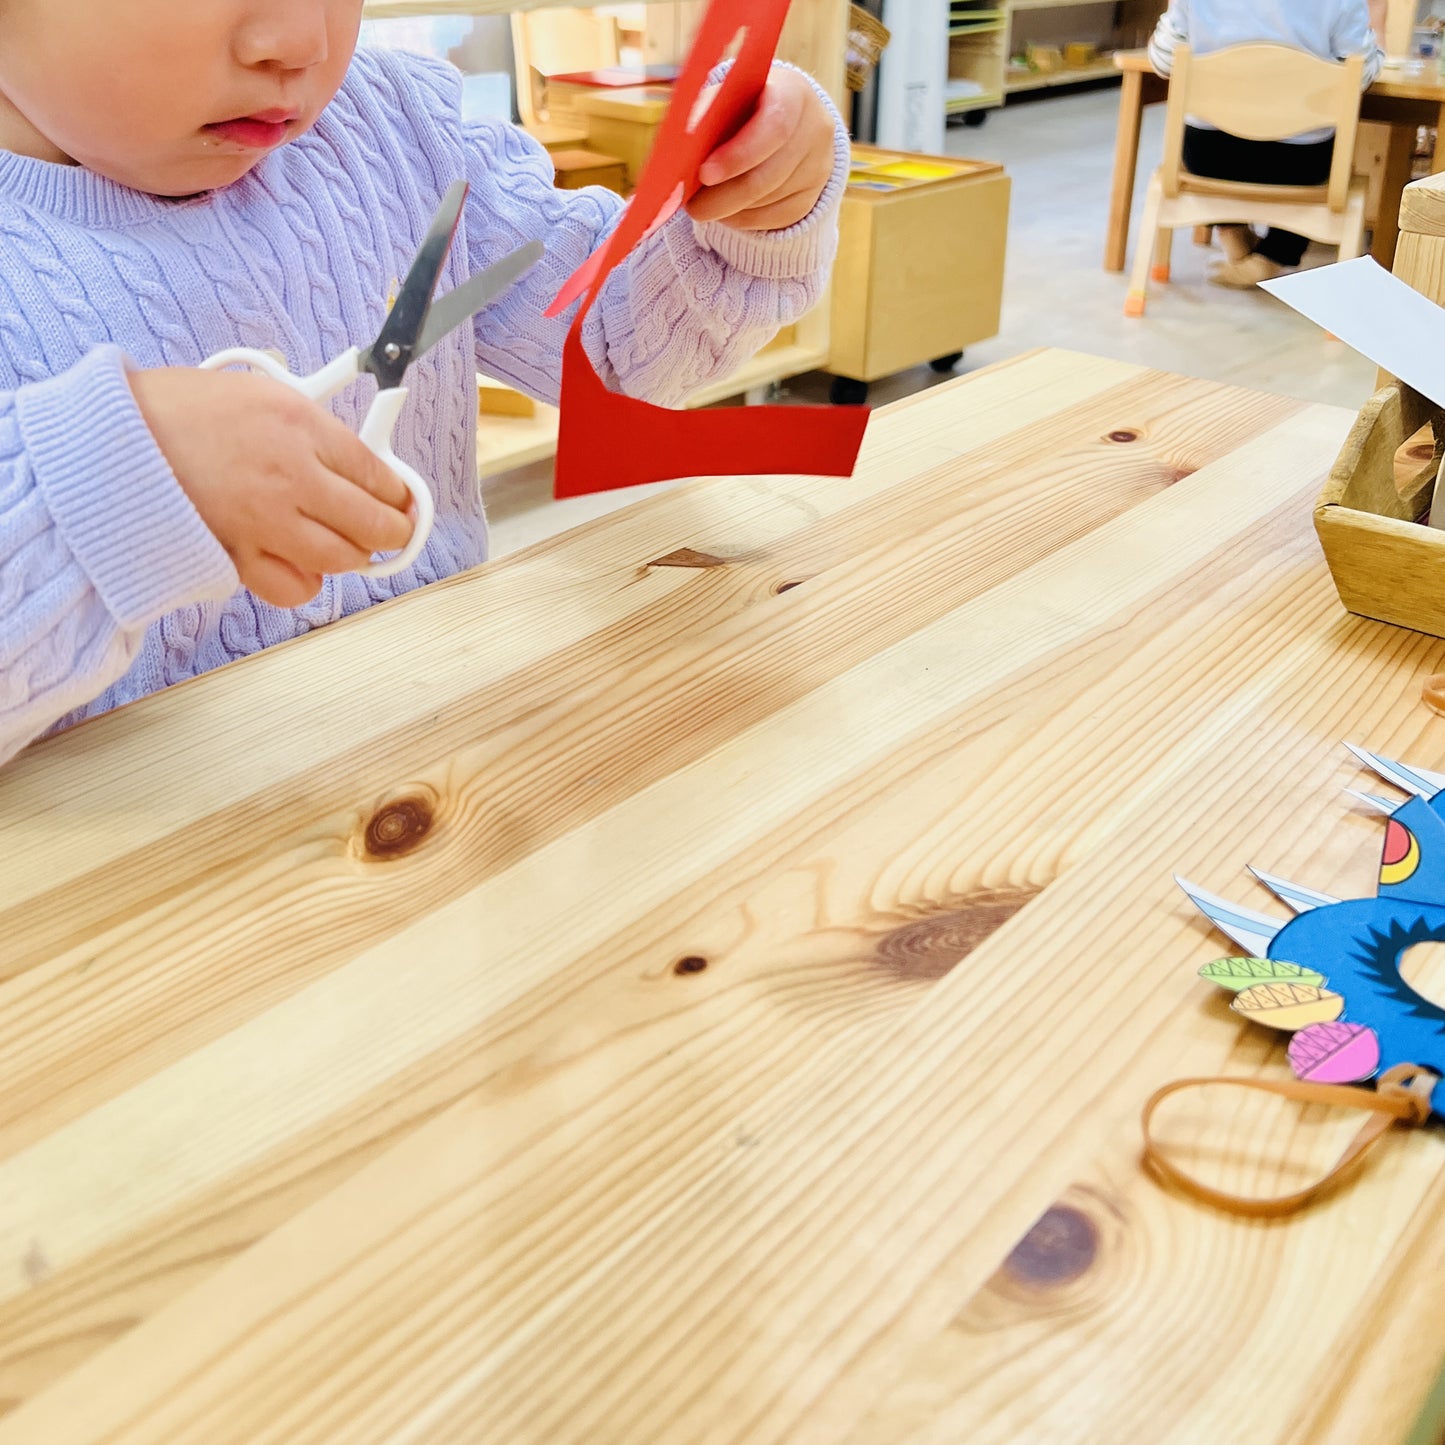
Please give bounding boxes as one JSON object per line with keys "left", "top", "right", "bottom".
{"left": 1178, "top": 745, "right": 1445, "bottom": 1116}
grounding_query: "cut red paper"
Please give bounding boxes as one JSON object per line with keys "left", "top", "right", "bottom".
{"left": 544, "top": 0, "right": 870, "bottom": 499}
{"left": 549, "top": 68, "right": 668, "bottom": 88}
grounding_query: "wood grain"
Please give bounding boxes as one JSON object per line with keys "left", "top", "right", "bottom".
{"left": 4, "top": 351, "right": 1441, "bottom": 1442}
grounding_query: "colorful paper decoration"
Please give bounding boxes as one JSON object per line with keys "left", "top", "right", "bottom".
{"left": 1178, "top": 744, "right": 1445, "bottom": 1116}
{"left": 543, "top": 0, "right": 871, "bottom": 499}
{"left": 1197, "top": 957, "right": 1326, "bottom": 992}
{"left": 1288, "top": 1022, "right": 1381, "bottom": 1085}
{"left": 1230, "top": 983, "right": 1344, "bottom": 1032}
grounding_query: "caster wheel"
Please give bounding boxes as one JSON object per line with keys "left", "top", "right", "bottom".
{"left": 963, "top": 109, "right": 988, "bottom": 127}
{"left": 930, "top": 352, "right": 964, "bottom": 375}
{"left": 830, "top": 376, "right": 870, "bottom": 406}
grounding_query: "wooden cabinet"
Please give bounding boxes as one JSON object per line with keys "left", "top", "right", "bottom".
{"left": 1004, "top": 0, "right": 1163, "bottom": 95}
{"left": 830, "top": 147, "right": 1010, "bottom": 384}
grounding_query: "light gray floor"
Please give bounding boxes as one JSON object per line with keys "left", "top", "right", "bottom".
{"left": 484, "top": 86, "right": 1378, "bottom": 556}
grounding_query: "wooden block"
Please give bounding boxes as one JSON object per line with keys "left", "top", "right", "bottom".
{"left": 544, "top": 78, "right": 648, "bottom": 130}
{"left": 1064, "top": 42, "right": 1098, "bottom": 69}
{"left": 1400, "top": 172, "right": 1445, "bottom": 244}
{"left": 550, "top": 148, "right": 628, "bottom": 194}
{"left": 575, "top": 85, "right": 672, "bottom": 186}
{"left": 523, "top": 120, "right": 589, "bottom": 154}
{"left": 1026, "top": 43, "right": 1065, "bottom": 74}
{"left": 575, "top": 115, "right": 655, "bottom": 186}
{"left": 831, "top": 152, "right": 1010, "bottom": 383}
{"left": 573, "top": 86, "right": 672, "bottom": 125}
{"left": 477, "top": 377, "right": 537, "bottom": 420}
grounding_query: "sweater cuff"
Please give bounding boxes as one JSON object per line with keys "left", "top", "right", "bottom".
{"left": 690, "top": 61, "right": 850, "bottom": 280}
{"left": 15, "top": 346, "right": 238, "bottom": 630}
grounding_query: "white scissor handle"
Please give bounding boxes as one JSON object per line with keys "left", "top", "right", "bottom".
{"left": 199, "top": 346, "right": 434, "bottom": 579}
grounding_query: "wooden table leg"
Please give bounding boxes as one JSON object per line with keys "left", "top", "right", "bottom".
{"left": 1374, "top": 120, "right": 1417, "bottom": 269}
{"left": 1106, "top": 69, "right": 1146, "bottom": 272}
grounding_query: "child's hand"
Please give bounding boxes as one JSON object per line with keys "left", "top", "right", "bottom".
{"left": 130, "top": 368, "right": 416, "bottom": 608}
{"left": 688, "top": 68, "right": 837, "bottom": 232}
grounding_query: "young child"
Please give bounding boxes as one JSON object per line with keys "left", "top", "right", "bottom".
{"left": 0, "top": 1, "right": 849, "bottom": 766}
{"left": 1148, "top": 0, "right": 1387, "bottom": 288}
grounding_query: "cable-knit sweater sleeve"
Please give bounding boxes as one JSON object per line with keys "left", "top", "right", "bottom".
{"left": 457, "top": 65, "right": 849, "bottom": 408}
{"left": 0, "top": 347, "right": 238, "bottom": 764}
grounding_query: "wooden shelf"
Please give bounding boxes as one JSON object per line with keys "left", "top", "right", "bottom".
{"left": 1005, "top": 59, "right": 1121, "bottom": 91}
{"left": 1008, "top": 0, "right": 1117, "bottom": 9}
{"left": 946, "top": 92, "right": 1002, "bottom": 112}
{"left": 477, "top": 401, "right": 559, "bottom": 478}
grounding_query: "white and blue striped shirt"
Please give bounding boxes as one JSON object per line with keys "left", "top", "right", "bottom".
{"left": 1149, "top": 0, "right": 1385, "bottom": 143}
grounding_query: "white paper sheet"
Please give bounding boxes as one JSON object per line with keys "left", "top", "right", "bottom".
{"left": 1262, "top": 257, "right": 1445, "bottom": 411}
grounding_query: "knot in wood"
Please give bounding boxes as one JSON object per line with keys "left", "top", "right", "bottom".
{"left": 674, "top": 955, "right": 709, "bottom": 976}
{"left": 362, "top": 793, "right": 435, "bottom": 860}
{"left": 874, "top": 892, "right": 1040, "bottom": 981}
{"left": 1003, "top": 1206, "right": 1098, "bottom": 1288}
{"left": 1105, "top": 429, "right": 1140, "bottom": 444}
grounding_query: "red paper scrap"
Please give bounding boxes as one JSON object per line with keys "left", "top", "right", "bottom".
{"left": 544, "top": 0, "right": 870, "bottom": 499}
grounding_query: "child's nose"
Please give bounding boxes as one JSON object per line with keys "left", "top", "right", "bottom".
{"left": 234, "top": 2, "right": 330, "bottom": 72}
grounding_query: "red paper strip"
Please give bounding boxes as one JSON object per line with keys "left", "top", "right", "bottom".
{"left": 545, "top": 0, "right": 870, "bottom": 499}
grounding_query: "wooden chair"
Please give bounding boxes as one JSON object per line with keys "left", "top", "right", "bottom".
{"left": 1125, "top": 43, "right": 1367, "bottom": 317}
{"left": 511, "top": 8, "right": 622, "bottom": 142}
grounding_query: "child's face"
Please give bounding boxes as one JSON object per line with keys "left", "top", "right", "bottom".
{"left": 0, "top": 0, "right": 363, "bottom": 195}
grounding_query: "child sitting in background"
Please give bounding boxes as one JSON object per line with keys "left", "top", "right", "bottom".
{"left": 0, "top": 0, "right": 847, "bottom": 766}
{"left": 1148, "top": 0, "right": 1388, "bottom": 288}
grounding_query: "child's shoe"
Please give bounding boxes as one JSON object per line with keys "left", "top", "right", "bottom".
{"left": 1209, "top": 253, "right": 1285, "bottom": 289}
{"left": 1216, "top": 225, "right": 1257, "bottom": 264}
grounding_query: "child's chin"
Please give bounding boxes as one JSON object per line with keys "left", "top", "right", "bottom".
{"left": 140, "top": 155, "right": 265, "bottom": 198}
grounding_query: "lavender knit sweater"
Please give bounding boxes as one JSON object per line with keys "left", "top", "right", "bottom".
{"left": 0, "top": 47, "right": 847, "bottom": 765}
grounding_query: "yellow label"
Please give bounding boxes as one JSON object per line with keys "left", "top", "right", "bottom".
{"left": 869, "top": 160, "right": 959, "bottom": 181}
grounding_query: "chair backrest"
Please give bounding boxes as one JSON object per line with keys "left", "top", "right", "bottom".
{"left": 1386, "top": 0, "right": 1417, "bottom": 62}
{"left": 1159, "top": 44, "right": 1364, "bottom": 212}
{"left": 511, "top": 9, "right": 622, "bottom": 126}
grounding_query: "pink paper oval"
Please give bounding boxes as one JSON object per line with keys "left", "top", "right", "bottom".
{"left": 1288, "top": 1022, "right": 1380, "bottom": 1084}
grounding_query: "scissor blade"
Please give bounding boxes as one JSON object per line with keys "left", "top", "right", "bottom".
{"left": 362, "top": 179, "right": 469, "bottom": 390}
{"left": 414, "top": 240, "right": 545, "bottom": 360}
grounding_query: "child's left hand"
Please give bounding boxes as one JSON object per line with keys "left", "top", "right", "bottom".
{"left": 688, "top": 68, "right": 838, "bottom": 233}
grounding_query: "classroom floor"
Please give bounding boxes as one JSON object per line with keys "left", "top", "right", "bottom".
{"left": 483, "top": 84, "right": 1379, "bottom": 557}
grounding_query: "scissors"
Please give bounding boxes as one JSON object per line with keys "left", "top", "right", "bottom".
{"left": 201, "top": 180, "right": 543, "bottom": 578}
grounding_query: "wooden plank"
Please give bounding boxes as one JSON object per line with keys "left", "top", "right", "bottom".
{"left": 12, "top": 352, "right": 1438, "bottom": 1443}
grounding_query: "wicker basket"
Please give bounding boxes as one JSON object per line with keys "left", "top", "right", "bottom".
{"left": 846, "top": 5, "right": 891, "bottom": 92}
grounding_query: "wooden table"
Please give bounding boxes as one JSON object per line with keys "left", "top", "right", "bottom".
{"left": 5, "top": 351, "right": 1445, "bottom": 1443}
{"left": 1107, "top": 49, "right": 1445, "bottom": 274}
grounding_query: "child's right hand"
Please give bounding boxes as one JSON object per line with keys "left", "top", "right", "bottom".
{"left": 130, "top": 367, "right": 416, "bottom": 608}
